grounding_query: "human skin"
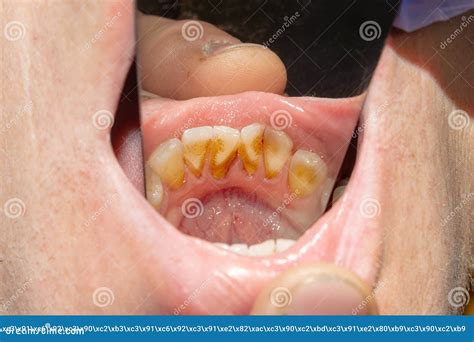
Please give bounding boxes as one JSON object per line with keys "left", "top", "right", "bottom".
{"left": 0, "top": 1, "right": 472, "bottom": 314}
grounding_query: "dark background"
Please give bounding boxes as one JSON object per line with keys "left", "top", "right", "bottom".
{"left": 137, "top": 0, "right": 400, "bottom": 97}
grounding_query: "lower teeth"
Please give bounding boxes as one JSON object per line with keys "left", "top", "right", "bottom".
{"left": 214, "top": 238, "right": 296, "bottom": 256}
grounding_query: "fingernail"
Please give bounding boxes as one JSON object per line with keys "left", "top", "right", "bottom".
{"left": 203, "top": 41, "right": 267, "bottom": 56}
{"left": 285, "top": 275, "right": 375, "bottom": 315}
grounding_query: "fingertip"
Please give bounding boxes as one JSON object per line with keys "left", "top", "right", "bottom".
{"left": 251, "top": 263, "right": 378, "bottom": 315}
{"left": 137, "top": 16, "right": 287, "bottom": 99}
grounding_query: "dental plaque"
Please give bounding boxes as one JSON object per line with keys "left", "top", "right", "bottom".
{"left": 143, "top": 100, "right": 341, "bottom": 257}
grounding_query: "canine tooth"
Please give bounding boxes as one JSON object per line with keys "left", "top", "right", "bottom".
{"left": 148, "top": 138, "right": 185, "bottom": 190}
{"left": 145, "top": 165, "right": 163, "bottom": 209}
{"left": 238, "top": 123, "right": 264, "bottom": 175}
{"left": 248, "top": 240, "right": 275, "bottom": 256}
{"left": 263, "top": 127, "right": 293, "bottom": 179}
{"left": 209, "top": 126, "right": 240, "bottom": 179}
{"left": 275, "top": 239, "right": 296, "bottom": 253}
{"left": 182, "top": 126, "right": 213, "bottom": 177}
{"left": 288, "top": 150, "right": 328, "bottom": 197}
{"left": 332, "top": 180, "right": 348, "bottom": 205}
{"left": 230, "top": 244, "right": 248, "bottom": 255}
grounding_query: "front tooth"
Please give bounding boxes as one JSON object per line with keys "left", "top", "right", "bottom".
{"left": 248, "top": 240, "right": 275, "bottom": 256}
{"left": 209, "top": 126, "right": 240, "bottom": 179}
{"left": 148, "top": 138, "right": 185, "bottom": 190}
{"left": 230, "top": 244, "right": 248, "bottom": 255}
{"left": 275, "top": 239, "right": 296, "bottom": 253}
{"left": 238, "top": 123, "right": 264, "bottom": 175}
{"left": 182, "top": 126, "right": 213, "bottom": 177}
{"left": 288, "top": 149, "right": 328, "bottom": 197}
{"left": 145, "top": 165, "right": 163, "bottom": 209}
{"left": 263, "top": 127, "right": 293, "bottom": 179}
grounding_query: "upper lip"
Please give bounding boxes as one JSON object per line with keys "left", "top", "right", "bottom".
{"left": 120, "top": 91, "right": 381, "bottom": 314}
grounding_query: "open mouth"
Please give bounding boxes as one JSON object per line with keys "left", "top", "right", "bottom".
{"left": 114, "top": 90, "right": 381, "bottom": 314}
{"left": 142, "top": 92, "right": 357, "bottom": 255}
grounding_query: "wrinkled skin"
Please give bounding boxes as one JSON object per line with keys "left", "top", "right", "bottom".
{"left": 0, "top": 1, "right": 472, "bottom": 314}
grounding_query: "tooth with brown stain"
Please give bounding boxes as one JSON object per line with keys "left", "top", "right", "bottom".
{"left": 288, "top": 149, "right": 328, "bottom": 196}
{"left": 238, "top": 123, "right": 264, "bottom": 176}
{"left": 182, "top": 126, "right": 213, "bottom": 177}
{"left": 148, "top": 138, "right": 185, "bottom": 190}
{"left": 263, "top": 127, "right": 293, "bottom": 179}
{"left": 209, "top": 126, "right": 240, "bottom": 179}
{"left": 145, "top": 165, "right": 163, "bottom": 209}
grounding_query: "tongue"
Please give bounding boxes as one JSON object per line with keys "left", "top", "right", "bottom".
{"left": 179, "top": 188, "right": 298, "bottom": 244}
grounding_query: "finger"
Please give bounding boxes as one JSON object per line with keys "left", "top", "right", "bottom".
{"left": 137, "top": 14, "right": 287, "bottom": 99}
{"left": 251, "top": 263, "right": 378, "bottom": 315}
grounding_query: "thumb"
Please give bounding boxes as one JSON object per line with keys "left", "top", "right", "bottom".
{"left": 137, "top": 13, "right": 287, "bottom": 99}
{"left": 251, "top": 264, "right": 378, "bottom": 315}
